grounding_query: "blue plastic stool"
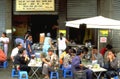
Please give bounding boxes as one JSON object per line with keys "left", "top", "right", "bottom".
{"left": 114, "top": 76, "right": 119, "bottom": 79}
{"left": 11, "top": 68, "right": 20, "bottom": 77}
{"left": 104, "top": 76, "right": 119, "bottom": 79}
{"left": 18, "top": 71, "right": 28, "bottom": 79}
{"left": 50, "top": 71, "right": 59, "bottom": 79}
{"left": 63, "top": 69, "right": 73, "bottom": 78}
{"left": 0, "top": 61, "right": 8, "bottom": 68}
{"left": 59, "top": 65, "right": 64, "bottom": 70}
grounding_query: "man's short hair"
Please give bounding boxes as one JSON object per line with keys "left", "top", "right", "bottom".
{"left": 106, "top": 44, "right": 113, "bottom": 50}
{"left": 76, "top": 48, "right": 83, "bottom": 55}
{"left": 48, "top": 48, "right": 54, "bottom": 52}
{"left": 93, "top": 46, "right": 97, "bottom": 49}
{"left": 16, "top": 42, "right": 22, "bottom": 47}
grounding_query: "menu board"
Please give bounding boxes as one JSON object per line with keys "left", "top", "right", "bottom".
{"left": 16, "top": 0, "right": 55, "bottom": 11}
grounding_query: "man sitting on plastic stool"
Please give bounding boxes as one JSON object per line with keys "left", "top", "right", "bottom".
{"left": 71, "top": 48, "right": 93, "bottom": 79}
{"left": 41, "top": 48, "right": 59, "bottom": 79}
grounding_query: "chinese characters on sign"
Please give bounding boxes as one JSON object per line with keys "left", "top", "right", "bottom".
{"left": 16, "top": 0, "right": 55, "bottom": 11}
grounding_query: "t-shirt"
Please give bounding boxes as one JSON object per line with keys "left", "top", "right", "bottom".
{"left": 0, "top": 37, "right": 9, "bottom": 47}
{"left": 11, "top": 47, "right": 19, "bottom": 57}
{"left": 46, "top": 53, "right": 59, "bottom": 70}
{"left": 58, "top": 37, "right": 66, "bottom": 50}
{"left": 63, "top": 54, "right": 72, "bottom": 67}
{"left": 93, "top": 53, "right": 104, "bottom": 66}
{"left": 100, "top": 47, "right": 107, "bottom": 56}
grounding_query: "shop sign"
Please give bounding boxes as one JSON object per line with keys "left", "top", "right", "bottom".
{"left": 16, "top": 0, "right": 55, "bottom": 11}
{"left": 59, "top": 30, "right": 66, "bottom": 37}
{"left": 99, "top": 30, "right": 109, "bottom": 36}
{"left": 100, "top": 37, "right": 107, "bottom": 43}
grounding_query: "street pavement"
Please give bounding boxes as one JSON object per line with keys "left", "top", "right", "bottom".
{"left": 0, "top": 60, "right": 72, "bottom": 79}
{"left": 0, "top": 60, "right": 120, "bottom": 79}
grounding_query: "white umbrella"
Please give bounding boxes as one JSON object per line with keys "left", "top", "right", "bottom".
{"left": 66, "top": 16, "right": 120, "bottom": 29}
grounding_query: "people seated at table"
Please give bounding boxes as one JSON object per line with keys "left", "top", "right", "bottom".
{"left": 83, "top": 47, "right": 90, "bottom": 60}
{"left": 13, "top": 47, "right": 30, "bottom": 73}
{"left": 63, "top": 48, "right": 73, "bottom": 70}
{"left": 70, "top": 48, "right": 77, "bottom": 59}
{"left": 105, "top": 50, "right": 118, "bottom": 79}
{"left": 71, "top": 48, "right": 93, "bottom": 79}
{"left": 100, "top": 44, "right": 113, "bottom": 56}
{"left": 59, "top": 47, "right": 70, "bottom": 66}
{"left": 0, "top": 49, "right": 7, "bottom": 62}
{"left": 91, "top": 46, "right": 104, "bottom": 67}
{"left": 103, "top": 44, "right": 113, "bottom": 68}
{"left": 41, "top": 48, "right": 59, "bottom": 79}
{"left": 10, "top": 42, "right": 23, "bottom": 62}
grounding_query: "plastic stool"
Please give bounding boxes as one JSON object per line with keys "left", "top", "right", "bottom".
{"left": 59, "top": 65, "right": 64, "bottom": 70}
{"left": 114, "top": 76, "right": 119, "bottom": 79}
{"left": 63, "top": 69, "right": 73, "bottom": 78}
{"left": 104, "top": 76, "right": 119, "bottom": 79}
{"left": 50, "top": 71, "right": 59, "bottom": 79}
{"left": 0, "top": 61, "right": 8, "bottom": 68}
{"left": 11, "top": 68, "right": 19, "bottom": 77}
{"left": 18, "top": 71, "right": 28, "bottom": 79}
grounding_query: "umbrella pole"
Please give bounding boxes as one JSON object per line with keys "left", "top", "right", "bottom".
{"left": 98, "top": 29, "right": 100, "bottom": 51}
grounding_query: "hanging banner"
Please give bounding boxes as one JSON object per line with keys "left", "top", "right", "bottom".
{"left": 16, "top": 0, "right": 55, "bottom": 11}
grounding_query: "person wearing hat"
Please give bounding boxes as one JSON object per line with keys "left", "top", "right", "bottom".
{"left": 42, "top": 33, "right": 54, "bottom": 55}
{"left": 42, "top": 47, "right": 59, "bottom": 79}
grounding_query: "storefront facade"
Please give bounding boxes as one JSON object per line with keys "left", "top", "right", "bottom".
{"left": 1, "top": 0, "right": 120, "bottom": 54}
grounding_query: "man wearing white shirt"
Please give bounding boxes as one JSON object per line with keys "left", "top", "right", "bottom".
{"left": 57, "top": 33, "right": 69, "bottom": 57}
{"left": 10, "top": 43, "right": 22, "bottom": 62}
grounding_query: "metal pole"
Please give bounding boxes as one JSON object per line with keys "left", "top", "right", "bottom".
{"left": 98, "top": 29, "right": 100, "bottom": 51}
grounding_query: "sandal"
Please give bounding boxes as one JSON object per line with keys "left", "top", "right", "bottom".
{"left": 43, "top": 77, "right": 49, "bottom": 79}
{"left": 43, "top": 76, "right": 49, "bottom": 79}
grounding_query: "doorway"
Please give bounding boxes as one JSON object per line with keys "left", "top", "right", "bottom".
{"left": 30, "top": 15, "right": 58, "bottom": 43}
